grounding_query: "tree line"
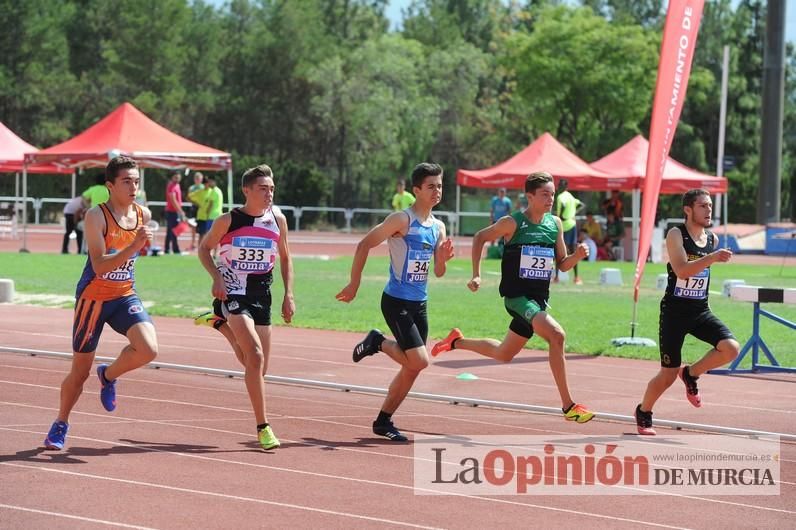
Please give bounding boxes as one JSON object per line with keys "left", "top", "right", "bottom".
{"left": 0, "top": 0, "right": 793, "bottom": 222}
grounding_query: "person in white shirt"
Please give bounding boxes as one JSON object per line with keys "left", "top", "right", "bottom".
{"left": 62, "top": 196, "right": 87, "bottom": 254}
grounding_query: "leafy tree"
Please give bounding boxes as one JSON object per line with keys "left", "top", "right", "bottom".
{"left": 504, "top": 5, "right": 658, "bottom": 159}
{"left": 0, "top": 0, "right": 78, "bottom": 143}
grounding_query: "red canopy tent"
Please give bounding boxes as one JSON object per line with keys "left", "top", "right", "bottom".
{"left": 20, "top": 103, "right": 233, "bottom": 251}
{"left": 590, "top": 135, "right": 727, "bottom": 193}
{"left": 456, "top": 132, "right": 634, "bottom": 191}
{"left": 0, "top": 120, "right": 71, "bottom": 174}
{"left": 26, "top": 102, "right": 231, "bottom": 171}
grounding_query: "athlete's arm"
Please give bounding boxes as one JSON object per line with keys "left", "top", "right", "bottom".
{"left": 198, "top": 213, "right": 232, "bottom": 300}
{"left": 554, "top": 216, "right": 588, "bottom": 271}
{"left": 667, "top": 228, "right": 731, "bottom": 279}
{"left": 433, "top": 221, "right": 454, "bottom": 278}
{"left": 275, "top": 209, "right": 295, "bottom": 323}
{"left": 336, "top": 211, "right": 409, "bottom": 302}
{"left": 467, "top": 216, "right": 515, "bottom": 292}
{"left": 84, "top": 206, "right": 150, "bottom": 276}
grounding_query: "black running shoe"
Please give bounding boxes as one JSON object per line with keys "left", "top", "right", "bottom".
{"left": 635, "top": 404, "right": 656, "bottom": 435}
{"left": 373, "top": 420, "right": 408, "bottom": 442}
{"left": 353, "top": 329, "right": 385, "bottom": 363}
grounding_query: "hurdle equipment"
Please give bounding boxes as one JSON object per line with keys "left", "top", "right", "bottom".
{"left": 709, "top": 285, "right": 796, "bottom": 374}
{"left": 656, "top": 273, "right": 668, "bottom": 290}
{"left": 722, "top": 279, "right": 745, "bottom": 297}
{"left": 599, "top": 268, "right": 622, "bottom": 285}
{"left": 0, "top": 279, "right": 14, "bottom": 303}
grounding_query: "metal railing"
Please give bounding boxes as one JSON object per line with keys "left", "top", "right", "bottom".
{"left": 6, "top": 195, "right": 641, "bottom": 243}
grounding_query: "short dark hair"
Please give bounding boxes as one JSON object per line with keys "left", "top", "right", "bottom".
{"left": 241, "top": 164, "right": 273, "bottom": 188}
{"left": 683, "top": 188, "right": 710, "bottom": 209}
{"left": 525, "top": 171, "right": 553, "bottom": 193}
{"left": 411, "top": 162, "right": 443, "bottom": 189}
{"left": 105, "top": 155, "right": 137, "bottom": 182}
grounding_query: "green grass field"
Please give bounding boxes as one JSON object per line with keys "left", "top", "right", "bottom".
{"left": 1, "top": 252, "right": 794, "bottom": 367}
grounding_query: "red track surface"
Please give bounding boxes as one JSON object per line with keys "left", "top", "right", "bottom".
{"left": 1, "top": 305, "right": 794, "bottom": 529}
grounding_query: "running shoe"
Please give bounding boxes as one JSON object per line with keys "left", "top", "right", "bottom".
{"left": 431, "top": 328, "right": 463, "bottom": 357}
{"left": 574, "top": 277, "right": 584, "bottom": 285}
{"left": 43, "top": 420, "right": 69, "bottom": 450}
{"left": 193, "top": 311, "right": 224, "bottom": 329}
{"left": 96, "top": 364, "right": 117, "bottom": 412}
{"left": 635, "top": 405, "right": 656, "bottom": 435}
{"left": 258, "top": 425, "right": 280, "bottom": 450}
{"left": 373, "top": 420, "right": 408, "bottom": 442}
{"left": 679, "top": 365, "right": 702, "bottom": 407}
{"left": 563, "top": 403, "right": 595, "bottom": 423}
{"left": 352, "top": 329, "right": 385, "bottom": 363}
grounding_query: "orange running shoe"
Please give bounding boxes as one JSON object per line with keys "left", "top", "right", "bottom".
{"left": 431, "top": 328, "right": 463, "bottom": 357}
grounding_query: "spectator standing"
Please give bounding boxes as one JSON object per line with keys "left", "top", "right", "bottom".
{"left": 553, "top": 179, "right": 584, "bottom": 284}
{"left": 602, "top": 190, "right": 624, "bottom": 219}
{"left": 164, "top": 173, "right": 185, "bottom": 254}
{"left": 82, "top": 174, "right": 110, "bottom": 209}
{"left": 62, "top": 195, "right": 86, "bottom": 254}
{"left": 392, "top": 180, "right": 416, "bottom": 211}
{"left": 187, "top": 172, "right": 205, "bottom": 250}
{"left": 490, "top": 188, "right": 513, "bottom": 223}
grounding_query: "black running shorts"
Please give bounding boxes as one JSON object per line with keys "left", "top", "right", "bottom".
{"left": 221, "top": 292, "right": 272, "bottom": 326}
{"left": 658, "top": 300, "right": 734, "bottom": 368}
{"left": 380, "top": 292, "right": 428, "bottom": 351}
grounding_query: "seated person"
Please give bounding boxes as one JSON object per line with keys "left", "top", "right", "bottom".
{"left": 602, "top": 212, "right": 626, "bottom": 260}
{"left": 578, "top": 229, "right": 597, "bottom": 263}
{"left": 582, "top": 212, "right": 603, "bottom": 242}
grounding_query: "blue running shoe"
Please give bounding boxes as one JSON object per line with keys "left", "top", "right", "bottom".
{"left": 43, "top": 420, "right": 69, "bottom": 450}
{"left": 97, "top": 364, "right": 117, "bottom": 412}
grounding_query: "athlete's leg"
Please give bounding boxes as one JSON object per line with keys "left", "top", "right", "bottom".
{"left": 226, "top": 313, "right": 267, "bottom": 425}
{"left": 104, "top": 321, "right": 158, "bottom": 381}
{"left": 531, "top": 311, "right": 574, "bottom": 408}
{"left": 379, "top": 345, "right": 429, "bottom": 414}
{"left": 689, "top": 338, "right": 740, "bottom": 376}
{"left": 56, "top": 351, "right": 96, "bottom": 423}
{"left": 453, "top": 330, "right": 527, "bottom": 363}
{"left": 640, "top": 367, "right": 679, "bottom": 412}
{"left": 217, "top": 322, "right": 247, "bottom": 368}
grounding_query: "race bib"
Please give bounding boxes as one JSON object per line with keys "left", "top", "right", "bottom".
{"left": 519, "top": 246, "right": 554, "bottom": 280}
{"left": 229, "top": 236, "right": 276, "bottom": 272}
{"left": 674, "top": 268, "right": 709, "bottom": 299}
{"left": 406, "top": 250, "right": 432, "bottom": 283}
{"left": 101, "top": 248, "right": 135, "bottom": 282}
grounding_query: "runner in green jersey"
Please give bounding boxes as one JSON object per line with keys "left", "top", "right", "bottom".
{"left": 432, "top": 172, "right": 595, "bottom": 423}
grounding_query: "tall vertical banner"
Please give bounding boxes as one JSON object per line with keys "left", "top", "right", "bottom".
{"left": 634, "top": 0, "right": 705, "bottom": 302}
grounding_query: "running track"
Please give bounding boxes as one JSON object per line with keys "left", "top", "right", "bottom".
{"left": 1, "top": 305, "right": 794, "bottom": 529}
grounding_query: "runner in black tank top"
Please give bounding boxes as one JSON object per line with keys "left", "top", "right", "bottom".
{"left": 197, "top": 164, "right": 295, "bottom": 451}
{"left": 634, "top": 189, "right": 739, "bottom": 435}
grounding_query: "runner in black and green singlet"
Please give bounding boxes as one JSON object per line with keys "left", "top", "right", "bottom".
{"left": 432, "top": 172, "right": 595, "bottom": 424}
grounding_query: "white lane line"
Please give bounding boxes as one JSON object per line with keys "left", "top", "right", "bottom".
{"left": 0, "top": 503, "right": 158, "bottom": 529}
{"left": 3, "top": 411, "right": 794, "bottom": 519}
{"left": 0, "top": 439, "right": 685, "bottom": 530}
{"left": 0, "top": 463, "right": 441, "bottom": 530}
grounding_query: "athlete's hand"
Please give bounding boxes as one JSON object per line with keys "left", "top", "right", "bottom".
{"left": 131, "top": 225, "right": 152, "bottom": 251}
{"left": 212, "top": 276, "right": 227, "bottom": 301}
{"left": 439, "top": 238, "right": 455, "bottom": 262}
{"left": 335, "top": 283, "right": 358, "bottom": 303}
{"left": 281, "top": 295, "right": 295, "bottom": 324}
{"left": 467, "top": 276, "right": 481, "bottom": 292}
{"left": 574, "top": 242, "right": 589, "bottom": 260}
{"left": 713, "top": 248, "right": 732, "bottom": 263}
